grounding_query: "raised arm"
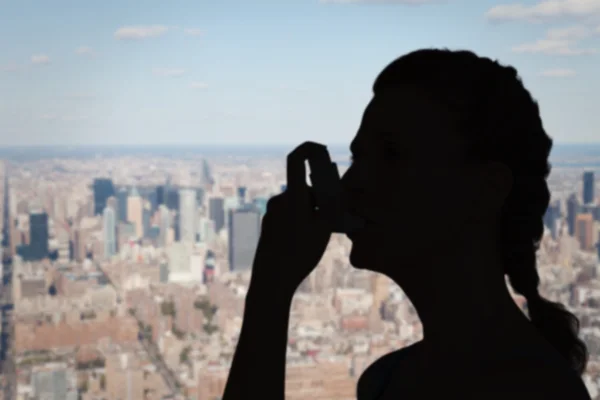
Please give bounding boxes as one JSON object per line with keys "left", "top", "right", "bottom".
{"left": 222, "top": 142, "right": 333, "bottom": 399}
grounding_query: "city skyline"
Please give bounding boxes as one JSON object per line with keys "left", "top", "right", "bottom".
{"left": 1, "top": 0, "right": 599, "bottom": 146}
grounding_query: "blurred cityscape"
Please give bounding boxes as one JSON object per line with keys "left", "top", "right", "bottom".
{"left": 1, "top": 144, "right": 600, "bottom": 400}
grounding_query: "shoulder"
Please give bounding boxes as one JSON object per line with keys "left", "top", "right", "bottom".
{"left": 356, "top": 341, "right": 423, "bottom": 400}
{"left": 477, "top": 348, "right": 591, "bottom": 400}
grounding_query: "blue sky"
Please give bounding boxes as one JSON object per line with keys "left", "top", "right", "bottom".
{"left": 0, "top": 0, "right": 599, "bottom": 146}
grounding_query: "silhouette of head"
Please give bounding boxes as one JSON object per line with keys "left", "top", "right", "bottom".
{"left": 342, "top": 48, "right": 588, "bottom": 374}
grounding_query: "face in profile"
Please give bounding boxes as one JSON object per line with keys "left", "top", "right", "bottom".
{"left": 341, "top": 84, "right": 509, "bottom": 276}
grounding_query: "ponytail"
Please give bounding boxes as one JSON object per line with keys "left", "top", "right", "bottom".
{"left": 503, "top": 180, "right": 588, "bottom": 375}
{"left": 371, "top": 47, "right": 590, "bottom": 375}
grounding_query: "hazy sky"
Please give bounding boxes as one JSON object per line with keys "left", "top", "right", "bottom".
{"left": 0, "top": 0, "right": 599, "bottom": 146}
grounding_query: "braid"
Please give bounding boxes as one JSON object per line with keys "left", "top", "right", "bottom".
{"left": 374, "top": 48, "right": 588, "bottom": 375}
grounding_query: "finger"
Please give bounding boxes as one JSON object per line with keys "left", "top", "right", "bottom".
{"left": 286, "top": 141, "right": 327, "bottom": 194}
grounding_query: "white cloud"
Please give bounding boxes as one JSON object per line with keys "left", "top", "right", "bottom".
{"left": 486, "top": 0, "right": 600, "bottom": 22}
{"left": 512, "top": 38, "right": 597, "bottom": 55}
{"left": 38, "top": 113, "right": 57, "bottom": 120}
{"left": 190, "top": 82, "right": 208, "bottom": 89}
{"left": 184, "top": 28, "right": 203, "bottom": 36}
{"left": 153, "top": 68, "right": 186, "bottom": 77}
{"left": 511, "top": 23, "right": 600, "bottom": 55}
{"left": 31, "top": 54, "right": 50, "bottom": 65}
{"left": 546, "top": 25, "right": 594, "bottom": 39}
{"left": 114, "top": 25, "right": 169, "bottom": 40}
{"left": 75, "top": 46, "right": 96, "bottom": 57}
{"left": 540, "top": 68, "right": 577, "bottom": 77}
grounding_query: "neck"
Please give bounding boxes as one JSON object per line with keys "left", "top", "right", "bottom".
{"left": 390, "top": 227, "right": 530, "bottom": 367}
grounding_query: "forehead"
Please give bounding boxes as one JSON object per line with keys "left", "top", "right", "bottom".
{"left": 351, "top": 85, "right": 466, "bottom": 162}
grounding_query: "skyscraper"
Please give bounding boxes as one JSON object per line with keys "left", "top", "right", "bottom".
{"left": 142, "top": 203, "right": 152, "bottom": 237}
{"left": 17, "top": 212, "right": 49, "bottom": 261}
{"left": 116, "top": 188, "right": 128, "bottom": 222}
{"left": 208, "top": 197, "right": 225, "bottom": 233}
{"left": 166, "top": 189, "right": 180, "bottom": 211}
{"left": 103, "top": 206, "right": 116, "bottom": 258}
{"left": 196, "top": 188, "right": 205, "bottom": 208}
{"left": 567, "top": 194, "right": 579, "bottom": 237}
{"left": 32, "top": 211, "right": 49, "bottom": 256}
{"left": 237, "top": 186, "right": 247, "bottom": 205}
{"left": 179, "top": 188, "right": 197, "bottom": 243}
{"left": 156, "top": 185, "right": 165, "bottom": 207}
{"left": 127, "top": 187, "right": 143, "bottom": 238}
{"left": 575, "top": 213, "right": 594, "bottom": 251}
{"left": 199, "top": 159, "right": 214, "bottom": 187}
{"left": 583, "top": 171, "right": 595, "bottom": 205}
{"left": 93, "top": 178, "right": 115, "bottom": 216}
{"left": 159, "top": 205, "right": 170, "bottom": 247}
{"left": 228, "top": 207, "right": 261, "bottom": 272}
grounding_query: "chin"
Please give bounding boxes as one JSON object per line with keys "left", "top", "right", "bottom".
{"left": 349, "top": 237, "right": 389, "bottom": 273}
{"left": 349, "top": 242, "right": 369, "bottom": 269}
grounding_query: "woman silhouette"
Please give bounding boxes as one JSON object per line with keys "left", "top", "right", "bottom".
{"left": 223, "top": 49, "right": 591, "bottom": 400}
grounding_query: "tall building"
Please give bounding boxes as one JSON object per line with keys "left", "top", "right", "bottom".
{"left": 199, "top": 159, "right": 214, "bottom": 187}
{"left": 158, "top": 205, "right": 170, "bottom": 247}
{"left": 544, "top": 203, "right": 560, "bottom": 239}
{"left": 17, "top": 212, "right": 49, "bottom": 261}
{"left": 228, "top": 207, "right": 261, "bottom": 272}
{"left": 126, "top": 187, "right": 143, "bottom": 238}
{"left": 156, "top": 185, "right": 166, "bottom": 207}
{"left": 103, "top": 206, "right": 116, "bottom": 258}
{"left": 179, "top": 188, "right": 197, "bottom": 243}
{"left": 142, "top": 203, "right": 152, "bottom": 237}
{"left": 93, "top": 178, "right": 115, "bottom": 216}
{"left": 198, "top": 217, "right": 215, "bottom": 243}
{"left": 567, "top": 194, "right": 579, "bottom": 237}
{"left": 583, "top": 171, "right": 595, "bottom": 205}
{"left": 166, "top": 189, "right": 180, "bottom": 211}
{"left": 115, "top": 188, "right": 128, "bottom": 222}
{"left": 190, "top": 244, "right": 206, "bottom": 282}
{"left": 196, "top": 188, "right": 205, "bottom": 208}
{"left": 208, "top": 197, "right": 225, "bottom": 233}
{"left": 575, "top": 213, "right": 594, "bottom": 251}
{"left": 167, "top": 242, "right": 192, "bottom": 282}
{"left": 224, "top": 196, "right": 241, "bottom": 228}
{"left": 237, "top": 186, "right": 247, "bottom": 205}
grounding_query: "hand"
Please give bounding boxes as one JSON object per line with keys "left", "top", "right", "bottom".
{"left": 250, "top": 142, "right": 333, "bottom": 299}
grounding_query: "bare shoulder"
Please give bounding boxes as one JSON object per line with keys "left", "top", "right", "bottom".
{"left": 356, "top": 341, "right": 423, "bottom": 400}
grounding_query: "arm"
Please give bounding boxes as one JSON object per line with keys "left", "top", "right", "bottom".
{"left": 222, "top": 274, "right": 293, "bottom": 400}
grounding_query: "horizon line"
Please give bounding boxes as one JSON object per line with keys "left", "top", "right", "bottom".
{"left": 0, "top": 142, "right": 598, "bottom": 149}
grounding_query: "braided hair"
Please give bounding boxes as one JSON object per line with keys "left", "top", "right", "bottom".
{"left": 373, "top": 48, "right": 588, "bottom": 375}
